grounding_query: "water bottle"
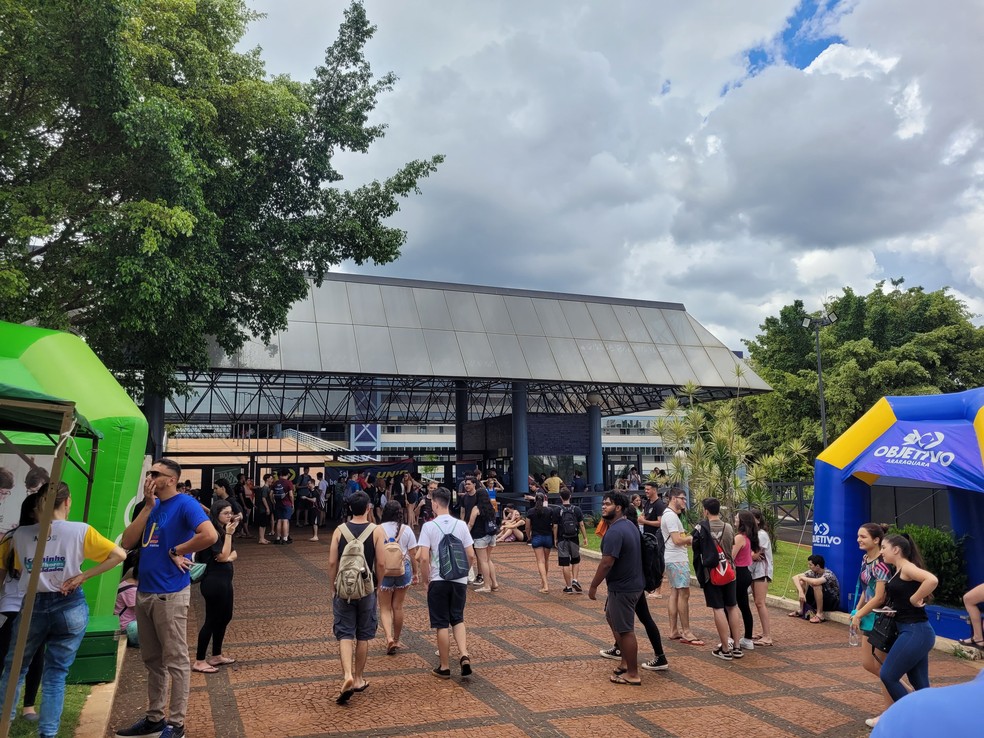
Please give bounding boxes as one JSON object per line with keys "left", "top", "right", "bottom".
{"left": 848, "top": 617, "right": 860, "bottom": 647}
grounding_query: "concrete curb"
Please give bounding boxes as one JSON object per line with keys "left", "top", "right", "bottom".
{"left": 74, "top": 636, "right": 127, "bottom": 737}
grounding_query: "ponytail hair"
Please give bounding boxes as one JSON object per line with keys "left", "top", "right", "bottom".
{"left": 884, "top": 532, "right": 925, "bottom": 569}
{"left": 861, "top": 522, "right": 890, "bottom": 547}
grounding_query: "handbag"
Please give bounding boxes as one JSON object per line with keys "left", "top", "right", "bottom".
{"left": 867, "top": 612, "right": 898, "bottom": 653}
{"left": 189, "top": 562, "right": 207, "bottom": 583}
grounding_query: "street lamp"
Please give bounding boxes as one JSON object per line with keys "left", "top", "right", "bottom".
{"left": 802, "top": 311, "right": 837, "bottom": 448}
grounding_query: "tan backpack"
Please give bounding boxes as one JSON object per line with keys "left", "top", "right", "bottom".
{"left": 335, "top": 523, "right": 376, "bottom": 602}
{"left": 383, "top": 523, "right": 405, "bottom": 577}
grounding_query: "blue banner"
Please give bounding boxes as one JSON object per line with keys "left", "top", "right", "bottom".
{"left": 842, "top": 420, "right": 984, "bottom": 490}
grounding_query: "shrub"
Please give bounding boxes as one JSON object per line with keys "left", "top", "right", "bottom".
{"left": 894, "top": 524, "right": 967, "bottom": 608}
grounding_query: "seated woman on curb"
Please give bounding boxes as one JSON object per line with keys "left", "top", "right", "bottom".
{"left": 495, "top": 506, "right": 526, "bottom": 543}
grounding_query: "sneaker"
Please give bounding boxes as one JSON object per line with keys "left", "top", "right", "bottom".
{"left": 571, "top": 579, "right": 583, "bottom": 592}
{"left": 160, "top": 725, "right": 186, "bottom": 738}
{"left": 711, "top": 647, "right": 733, "bottom": 661}
{"left": 562, "top": 586, "right": 575, "bottom": 594}
{"left": 730, "top": 647, "right": 744, "bottom": 659}
{"left": 738, "top": 638, "right": 755, "bottom": 651}
{"left": 599, "top": 646, "right": 621, "bottom": 660}
{"left": 641, "top": 654, "right": 669, "bottom": 671}
{"left": 474, "top": 575, "right": 485, "bottom": 585}
{"left": 285, "top": 537, "right": 293, "bottom": 544}
{"left": 115, "top": 717, "right": 168, "bottom": 737}
{"left": 865, "top": 717, "right": 880, "bottom": 729}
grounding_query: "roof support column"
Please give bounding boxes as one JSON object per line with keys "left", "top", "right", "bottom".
{"left": 455, "top": 380, "right": 468, "bottom": 455}
{"left": 587, "top": 394, "right": 603, "bottom": 492}
{"left": 511, "top": 382, "right": 528, "bottom": 498}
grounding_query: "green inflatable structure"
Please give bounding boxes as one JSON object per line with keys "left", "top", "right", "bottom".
{"left": 0, "top": 320, "right": 147, "bottom": 615}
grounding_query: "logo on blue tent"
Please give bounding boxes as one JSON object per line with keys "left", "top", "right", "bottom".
{"left": 813, "top": 522, "right": 841, "bottom": 547}
{"left": 872, "top": 427, "right": 955, "bottom": 468}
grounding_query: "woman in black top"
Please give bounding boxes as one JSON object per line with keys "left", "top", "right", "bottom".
{"left": 193, "top": 500, "right": 239, "bottom": 674}
{"left": 468, "top": 487, "right": 499, "bottom": 593}
{"left": 877, "top": 533, "right": 938, "bottom": 706}
{"left": 526, "top": 493, "right": 554, "bottom": 593}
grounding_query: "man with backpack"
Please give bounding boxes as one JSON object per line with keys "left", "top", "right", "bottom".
{"left": 326, "top": 490, "right": 387, "bottom": 705}
{"left": 692, "top": 497, "right": 744, "bottom": 662}
{"left": 640, "top": 481, "right": 667, "bottom": 599}
{"left": 416, "top": 486, "right": 476, "bottom": 680}
{"left": 552, "top": 489, "right": 587, "bottom": 594}
{"left": 271, "top": 468, "right": 294, "bottom": 544}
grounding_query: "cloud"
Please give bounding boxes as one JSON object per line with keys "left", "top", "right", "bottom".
{"left": 241, "top": 0, "right": 984, "bottom": 353}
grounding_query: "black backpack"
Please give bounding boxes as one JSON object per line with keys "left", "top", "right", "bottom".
{"left": 558, "top": 505, "right": 580, "bottom": 539}
{"left": 641, "top": 530, "right": 666, "bottom": 592}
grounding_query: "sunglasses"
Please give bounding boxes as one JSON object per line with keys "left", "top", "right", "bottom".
{"left": 145, "top": 470, "right": 176, "bottom": 480}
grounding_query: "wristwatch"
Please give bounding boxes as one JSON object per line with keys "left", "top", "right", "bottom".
{"left": 169, "top": 547, "right": 179, "bottom": 557}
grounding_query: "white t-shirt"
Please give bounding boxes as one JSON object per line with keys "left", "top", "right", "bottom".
{"left": 379, "top": 521, "right": 418, "bottom": 563}
{"left": 9, "top": 520, "right": 116, "bottom": 595}
{"left": 661, "top": 508, "right": 688, "bottom": 564}
{"left": 750, "top": 529, "right": 774, "bottom": 579}
{"left": 417, "top": 514, "right": 473, "bottom": 584}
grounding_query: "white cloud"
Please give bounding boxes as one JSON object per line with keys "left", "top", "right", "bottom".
{"left": 240, "top": 0, "right": 984, "bottom": 352}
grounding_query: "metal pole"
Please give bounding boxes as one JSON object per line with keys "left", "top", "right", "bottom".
{"left": 815, "top": 323, "right": 828, "bottom": 449}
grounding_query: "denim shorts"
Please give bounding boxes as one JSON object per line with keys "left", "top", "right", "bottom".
{"left": 380, "top": 560, "right": 412, "bottom": 591}
{"left": 531, "top": 533, "right": 554, "bottom": 549}
{"left": 274, "top": 505, "right": 293, "bottom": 521}
{"left": 473, "top": 534, "right": 496, "bottom": 550}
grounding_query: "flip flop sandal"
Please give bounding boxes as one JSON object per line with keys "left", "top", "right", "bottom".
{"left": 669, "top": 635, "right": 684, "bottom": 641}
{"left": 612, "top": 667, "right": 627, "bottom": 676}
{"left": 957, "top": 638, "right": 984, "bottom": 649}
{"left": 809, "top": 615, "right": 827, "bottom": 623}
{"left": 610, "top": 675, "right": 642, "bottom": 686}
{"left": 353, "top": 681, "right": 370, "bottom": 692}
{"left": 193, "top": 665, "right": 218, "bottom": 674}
{"left": 386, "top": 643, "right": 398, "bottom": 655}
{"left": 680, "top": 638, "right": 705, "bottom": 646}
{"left": 336, "top": 688, "right": 355, "bottom": 705}
{"left": 460, "top": 655, "right": 472, "bottom": 677}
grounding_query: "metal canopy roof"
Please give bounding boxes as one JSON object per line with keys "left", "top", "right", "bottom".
{"left": 167, "top": 274, "right": 769, "bottom": 425}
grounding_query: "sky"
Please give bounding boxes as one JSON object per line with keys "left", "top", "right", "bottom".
{"left": 241, "top": 0, "right": 984, "bottom": 350}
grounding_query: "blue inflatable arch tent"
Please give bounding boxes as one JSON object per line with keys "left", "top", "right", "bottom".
{"left": 814, "top": 387, "right": 984, "bottom": 635}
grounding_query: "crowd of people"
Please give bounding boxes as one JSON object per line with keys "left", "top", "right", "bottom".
{"left": 0, "top": 457, "right": 978, "bottom": 736}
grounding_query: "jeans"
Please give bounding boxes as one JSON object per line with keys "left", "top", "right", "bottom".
{"left": 880, "top": 620, "right": 935, "bottom": 702}
{"left": 0, "top": 590, "right": 88, "bottom": 736}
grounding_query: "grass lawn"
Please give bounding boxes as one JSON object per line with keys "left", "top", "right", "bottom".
{"left": 7, "top": 684, "right": 90, "bottom": 738}
{"left": 582, "top": 525, "right": 812, "bottom": 601}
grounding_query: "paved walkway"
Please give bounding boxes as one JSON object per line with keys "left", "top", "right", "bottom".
{"left": 106, "top": 534, "right": 980, "bottom": 738}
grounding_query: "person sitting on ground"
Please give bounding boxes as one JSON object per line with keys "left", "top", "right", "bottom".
{"left": 790, "top": 554, "right": 840, "bottom": 622}
{"left": 495, "top": 506, "right": 526, "bottom": 543}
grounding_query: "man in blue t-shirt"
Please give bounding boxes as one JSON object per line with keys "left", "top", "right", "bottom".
{"left": 115, "top": 458, "right": 216, "bottom": 738}
{"left": 588, "top": 491, "right": 644, "bottom": 686}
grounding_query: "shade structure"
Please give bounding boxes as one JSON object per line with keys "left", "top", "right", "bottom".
{"left": 813, "top": 387, "right": 984, "bottom": 612}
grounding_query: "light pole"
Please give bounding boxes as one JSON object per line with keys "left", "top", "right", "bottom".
{"left": 802, "top": 311, "right": 837, "bottom": 448}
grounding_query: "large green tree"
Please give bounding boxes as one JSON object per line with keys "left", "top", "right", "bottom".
{"left": 743, "top": 281, "right": 984, "bottom": 459}
{"left": 0, "top": 0, "right": 442, "bottom": 395}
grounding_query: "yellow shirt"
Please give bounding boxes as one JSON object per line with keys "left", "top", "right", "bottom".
{"left": 543, "top": 476, "right": 563, "bottom": 494}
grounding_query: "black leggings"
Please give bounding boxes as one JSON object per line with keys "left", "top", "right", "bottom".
{"left": 736, "top": 566, "right": 754, "bottom": 640}
{"left": 0, "top": 610, "right": 43, "bottom": 707}
{"left": 611, "top": 594, "right": 665, "bottom": 656}
{"left": 197, "top": 573, "right": 234, "bottom": 660}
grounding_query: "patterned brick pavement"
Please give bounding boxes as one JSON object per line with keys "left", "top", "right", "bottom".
{"left": 105, "top": 535, "right": 981, "bottom": 738}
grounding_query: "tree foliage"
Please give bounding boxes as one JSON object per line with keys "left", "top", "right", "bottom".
{"left": 0, "top": 0, "right": 442, "bottom": 395}
{"left": 743, "top": 281, "right": 984, "bottom": 459}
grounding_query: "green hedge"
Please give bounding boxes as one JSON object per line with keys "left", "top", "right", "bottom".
{"left": 894, "top": 525, "right": 967, "bottom": 608}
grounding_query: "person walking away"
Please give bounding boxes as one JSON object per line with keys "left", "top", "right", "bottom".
{"left": 0, "top": 482, "right": 125, "bottom": 738}
{"left": 468, "top": 487, "right": 500, "bottom": 593}
{"left": 732, "top": 511, "right": 759, "bottom": 651}
{"left": 310, "top": 477, "right": 326, "bottom": 542}
{"left": 115, "top": 458, "right": 217, "bottom": 738}
{"left": 326, "top": 491, "right": 386, "bottom": 705}
{"left": 847, "top": 522, "right": 894, "bottom": 726}
{"left": 959, "top": 582, "right": 984, "bottom": 650}
{"left": 876, "top": 534, "right": 938, "bottom": 717}
{"left": 662, "top": 488, "right": 701, "bottom": 646}
{"left": 255, "top": 473, "right": 274, "bottom": 544}
{"left": 693, "top": 497, "right": 743, "bottom": 661}
{"left": 553, "top": 489, "right": 587, "bottom": 594}
{"left": 378, "top": 501, "right": 419, "bottom": 654}
{"left": 192, "top": 500, "right": 239, "bottom": 674}
{"left": 417, "top": 487, "right": 476, "bottom": 679}
{"left": 271, "top": 468, "right": 294, "bottom": 544}
{"left": 526, "top": 493, "right": 554, "bottom": 593}
{"left": 749, "top": 509, "right": 774, "bottom": 646}
{"left": 588, "top": 492, "right": 645, "bottom": 685}
{"left": 0, "top": 494, "right": 45, "bottom": 722}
